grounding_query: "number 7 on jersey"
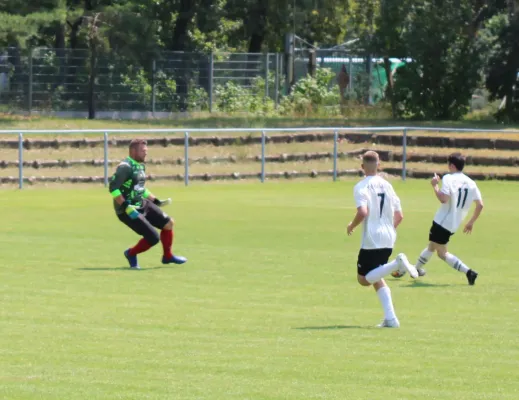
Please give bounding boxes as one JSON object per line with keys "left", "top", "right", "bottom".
{"left": 377, "top": 193, "right": 385, "bottom": 216}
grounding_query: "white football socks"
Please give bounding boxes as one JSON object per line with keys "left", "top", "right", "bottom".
{"left": 416, "top": 248, "right": 433, "bottom": 268}
{"left": 365, "top": 260, "right": 400, "bottom": 284}
{"left": 445, "top": 253, "right": 469, "bottom": 274}
{"left": 376, "top": 286, "right": 397, "bottom": 321}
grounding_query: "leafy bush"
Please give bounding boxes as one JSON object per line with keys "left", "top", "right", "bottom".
{"left": 187, "top": 86, "right": 209, "bottom": 111}
{"left": 213, "top": 76, "right": 276, "bottom": 115}
{"left": 278, "top": 68, "right": 340, "bottom": 116}
{"left": 95, "top": 63, "right": 387, "bottom": 117}
{"left": 154, "top": 70, "right": 178, "bottom": 112}
{"left": 121, "top": 67, "right": 152, "bottom": 107}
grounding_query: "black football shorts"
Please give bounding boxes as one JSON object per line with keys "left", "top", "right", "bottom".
{"left": 357, "top": 248, "right": 393, "bottom": 277}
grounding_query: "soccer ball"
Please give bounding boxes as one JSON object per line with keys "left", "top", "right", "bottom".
{"left": 391, "top": 268, "right": 407, "bottom": 278}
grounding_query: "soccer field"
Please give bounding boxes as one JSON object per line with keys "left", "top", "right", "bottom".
{"left": 1, "top": 179, "right": 518, "bottom": 400}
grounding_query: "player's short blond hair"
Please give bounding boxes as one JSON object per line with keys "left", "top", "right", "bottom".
{"left": 362, "top": 150, "right": 379, "bottom": 163}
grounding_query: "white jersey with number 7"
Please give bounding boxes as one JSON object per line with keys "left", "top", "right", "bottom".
{"left": 434, "top": 172, "right": 482, "bottom": 233}
{"left": 353, "top": 175, "right": 402, "bottom": 250}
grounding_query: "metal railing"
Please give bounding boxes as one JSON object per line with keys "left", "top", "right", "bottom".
{"left": 2, "top": 126, "right": 519, "bottom": 189}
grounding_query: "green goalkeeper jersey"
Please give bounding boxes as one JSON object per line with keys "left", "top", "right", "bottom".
{"left": 109, "top": 157, "right": 147, "bottom": 214}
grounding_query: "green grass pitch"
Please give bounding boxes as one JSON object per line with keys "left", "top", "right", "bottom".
{"left": 1, "top": 179, "right": 518, "bottom": 400}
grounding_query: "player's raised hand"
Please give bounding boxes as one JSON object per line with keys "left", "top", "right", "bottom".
{"left": 463, "top": 222, "right": 474, "bottom": 234}
{"left": 431, "top": 173, "right": 440, "bottom": 186}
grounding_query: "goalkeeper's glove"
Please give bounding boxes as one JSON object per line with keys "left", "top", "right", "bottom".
{"left": 123, "top": 202, "right": 140, "bottom": 220}
{"left": 153, "top": 197, "right": 172, "bottom": 207}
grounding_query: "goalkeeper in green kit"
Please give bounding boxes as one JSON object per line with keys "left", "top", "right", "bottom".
{"left": 109, "top": 138, "right": 187, "bottom": 269}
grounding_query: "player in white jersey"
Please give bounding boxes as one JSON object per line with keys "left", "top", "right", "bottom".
{"left": 347, "top": 151, "right": 418, "bottom": 328}
{"left": 409, "top": 153, "right": 483, "bottom": 285}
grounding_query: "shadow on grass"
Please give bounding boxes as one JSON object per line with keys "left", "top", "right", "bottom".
{"left": 78, "top": 266, "right": 168, "bottom": 271}
{"left": 398, "top": 280, "right": 454, "bottom": 288}
{"left": 293, "top": 325, "right": 364, "bottom": 330}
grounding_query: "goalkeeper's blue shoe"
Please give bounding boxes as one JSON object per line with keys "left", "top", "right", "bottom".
{"left": 124, "top": 249, "right": 140, "bottom": 269}
{"left": 162, "top": 254, "right": 187, "bottom": 265}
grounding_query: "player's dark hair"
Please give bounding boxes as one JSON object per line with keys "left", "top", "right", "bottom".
{"left": 129, "top": 138, "right": 147, "bottom": 151}
{"left": 448, "top": 152, "right": 465, "bottom": 171}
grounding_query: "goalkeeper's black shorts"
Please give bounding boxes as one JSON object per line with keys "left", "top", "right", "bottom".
{"left": 117, "top": 199, "right": 171, "bottom": 244}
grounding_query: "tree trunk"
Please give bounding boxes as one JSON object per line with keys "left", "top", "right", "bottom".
{"left": 88, "top": 42, "right": 97, "bottom": 119}
{"left": 171, "top": 0, "right": 195, "bottom": 51}
{"left": 66, "top": 17, "right": 83, "bottom": 93}
{"left": 87, "top": 14, "right": 100, "bottom": 120}
{"left": 248, "top": 27, "right": 266, "bottom": 54}
{"left": 246, "top": 0, "right": 268, "bottom": 51}
{"left": 365, "top": 54, "right": 372, "bottom": 105}
{"left": 383, "top": 57, "right": 397, "bottom": 118}
{"left": 505, "top": 1, "right": 519, "bottom": 120}
{"left": 55, "top": 24, "right": 65, "bottom": 58}
{"left": 7, "top": 47, "right": 22, "bottom": 102}
{"left": 246, "top": 0, "right": 268, "bottom": 83}
{"left": 195, "top": 0, "right": 212, "bottom": 96}
{"left": 170, "top": 0, "right": 197, "bottom": 111}
{"left": 54, "top": 23, "right": 66, "bottom": 89}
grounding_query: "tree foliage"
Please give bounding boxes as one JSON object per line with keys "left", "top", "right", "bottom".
{"left": 485, "top": 5, "right": 519, "bottom": 122}
{"left": 0, "top": 0, "right": 517, "bottom": 120}
{"left": 352, "top": 0, "right": 513, "bottom": 120}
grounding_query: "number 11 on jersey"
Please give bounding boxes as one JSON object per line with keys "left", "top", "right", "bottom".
{"left": 457, "top": 188, "right": 468, "bottom": 208}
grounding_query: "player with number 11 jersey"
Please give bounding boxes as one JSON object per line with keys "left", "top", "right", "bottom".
{"left": 432, "top": 173, "right": 482, "bottom": 234}
{"left": 404, "top": 152, "right": 484, "bottom": 285}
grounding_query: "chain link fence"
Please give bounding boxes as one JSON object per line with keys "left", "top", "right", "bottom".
{"left": 294, "top": 48, "right": 403, "bottom": 105}
{"left": 0, "top": 47, "right": 379, "bottom": 116}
